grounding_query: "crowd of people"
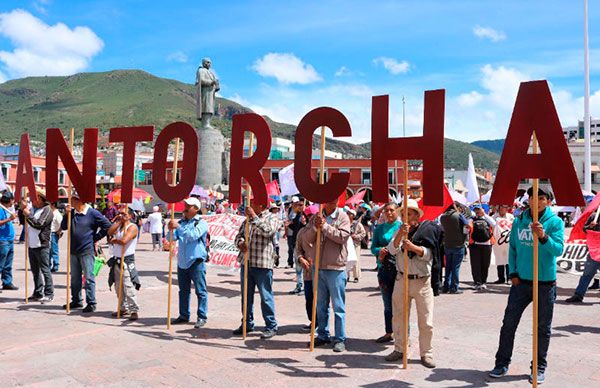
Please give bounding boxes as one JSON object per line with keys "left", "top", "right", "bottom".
{"left": 1, "top": 185, "right": 599, "bottom": 385}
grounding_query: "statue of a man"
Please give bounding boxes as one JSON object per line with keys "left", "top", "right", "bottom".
{"left": 195, "top": 57, "right": 220, "bottom": 128}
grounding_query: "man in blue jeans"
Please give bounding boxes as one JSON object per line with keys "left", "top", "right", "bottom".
{"left": 169, "top": 197, "right": 210, "bottom": 328}
{"left": 440, "top": 203, "right": 469, "bottom": 294}
{"left": 566, "top": 212, "right": 600, "bottom": 303}
{"left": 489, "top": 187, "right": 564, "bottom": 385}
{"left": 234, "top": 201, "right": 279, "bottom": 339}
{"left": 306, "top": 199, "right": 351, "bottom": 352}
{"left": 0, "top": 191, "right": 19, "bottom": 291}
{"left": 61, "top": 192, "right": 111, "bottom": 313}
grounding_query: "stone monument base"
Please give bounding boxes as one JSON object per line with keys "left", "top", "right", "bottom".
{"left": 196, "top": 126, "right": 225, "bottom": 188}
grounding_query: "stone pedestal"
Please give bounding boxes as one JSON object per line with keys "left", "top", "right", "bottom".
{"left": 196, "top": 127, "right": 225, "bottom": 188}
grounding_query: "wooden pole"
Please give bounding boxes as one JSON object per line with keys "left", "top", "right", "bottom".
{"left": 166, "top": 138, "right": 181, "bottom": 330}
{"left": 23, "top": 187, "right": 29, "bottom": 304}
{"left": 309, "top": 126, "right": 327, "bottom": 351}
{"left": 531, "top": 133, "right": 539, "bottom": 387}
{"left": 402, "top": 160, "right": 409, "bottom": 369}
{"left": 242, "top": 133, "right": 255, "bottom": 340}
{"left": 66, "top": 128, "right": 74, "bottom": 313}
{"left": 116, "top": 218, "right": 127, "bottom": 318}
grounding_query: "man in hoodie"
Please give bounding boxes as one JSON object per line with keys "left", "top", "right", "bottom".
{"left": 489, "top": 187, "right": 564, "bottom": 385}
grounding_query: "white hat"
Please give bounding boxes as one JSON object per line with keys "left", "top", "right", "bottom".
{"left": 152, "top": 206, "right": 159, "bottom": 212}
{"left": 291, "top": 196, "right": 300, "bottom": 203}
{"left": 184, "top": 197, "right": 202, "bottom": 209}
{"left": 398, "top": 198, "right": 424, "bottom": 218}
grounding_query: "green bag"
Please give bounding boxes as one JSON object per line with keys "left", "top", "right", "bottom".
{"left": 93, "top": 246, "right": 106, "bottom": 277}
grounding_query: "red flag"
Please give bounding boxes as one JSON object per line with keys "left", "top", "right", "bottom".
{"left": 345, "top": 190, "right": 366, "bottom": 206}
{"left": 418, "top": 184, "right": 453, "bottom": 221}
{"left": 586, "top": 230, "right": 600, "bottom": 263}
{"left": 265, "top": 180, "right": 281, "bottom": 197}
{"left": 568, "top": 192, "right": 600, "bottom": 242}
{"left": 337, "top": 190, "right": 347, "bottom": 208}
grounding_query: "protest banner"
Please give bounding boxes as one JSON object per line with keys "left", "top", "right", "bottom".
{"left": 557, "top": 242, "right": 588, "bottom": 275}
{"left": 202, "top": 213, "right": 245, "bottom": 269}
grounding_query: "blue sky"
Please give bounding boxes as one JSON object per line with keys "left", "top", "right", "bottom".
{"left": 1, "top": 0, "right": 599, "bottom": 143}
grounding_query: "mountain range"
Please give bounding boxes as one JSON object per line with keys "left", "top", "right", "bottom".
{"left": 0, "top": 69, "right": 501, "bottom": 170}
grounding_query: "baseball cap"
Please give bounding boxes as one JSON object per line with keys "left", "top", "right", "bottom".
{"left": 291, "top": 196, "right": 300, "bottom": 203}
{"left": 527, "top": 186, "right": 554, "bottom": 201}
{"left": 183, "top": 197, "right": 202, "bottom": 209}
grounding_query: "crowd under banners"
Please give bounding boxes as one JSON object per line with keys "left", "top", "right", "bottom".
{"left": 202, "top": 213, "right": 245, "bottom": 269}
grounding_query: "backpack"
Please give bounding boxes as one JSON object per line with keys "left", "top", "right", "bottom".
{"left": 471, "top": 217, "right": 492, "bottom": 243}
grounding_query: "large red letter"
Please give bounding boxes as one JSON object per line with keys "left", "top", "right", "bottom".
{"left": 46, "top": 128, "right": 98, "bottom": 203}
{"left": 490, "top": 81, "right": 584, "bottom": 206}
{"left": 228, "top": 114, "right": 272, "bottom": 206}
{"left": 371, "top": 90, "right": 445, "bottom": 205}
{"left": 109, "top": 126, "right": 154, "bottom": 203}
{"left": 153, "top": 122, "right": 198, "bottom": 204}
{"left": 294, "top": 107, "right": 351, "bottom": 203}
{"left": 14, "top": 134, "right": 36, "bottom": 202}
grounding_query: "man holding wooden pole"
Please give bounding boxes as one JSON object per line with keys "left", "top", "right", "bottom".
{"left": 233, "top": 201, "right": 279, "bottom": 339}
{"left": 308, "top": 198, "right": 351, "bottom": 352}
{"left": 489, "top": 186, "right": 564, "bottom": 385}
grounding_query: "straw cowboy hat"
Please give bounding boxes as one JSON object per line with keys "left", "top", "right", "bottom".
{"left": 398, "top": 198, "right": 424, "bottom": 218}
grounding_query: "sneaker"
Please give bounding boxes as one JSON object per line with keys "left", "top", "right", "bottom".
{"left": 589, "top": 279, "right": 600, "bottom": 290}
{"left": 449, "top": 289, "right": 463, "bottom": 294}
{"left": 82, "top": 304, "right": 96, "bottom": 313}
{"left": 129, "top": 312, "right": 139, "bottom": 321}
{"left": 260, "top": 329, "right": 277, "bottom": 339}
{"left": 313, "top": 337, "right": 332, "bottom": 347}
{"left": 171, "top": 317, "right": 190, "bottom": 325}
{"left": 194, "top": 318, "right": 207, "bottom": 328}
{"left": 232, "top": 325, "right": 254, "bottom": 335}
{"left": 375, "top": 334, "right": 393, "bottom": 343}
{"left": 480, "top": 284, "right": 488, "bottom": 291}
{"left": 385, "top": 350, "right": 403, "bottom": 362}
{"left": 441, "top": 286, "right": 449, "bottom": 294}
{"left": 565, "top": 294, "right": 583, "bottom": 303}
{"left": 2, "top": 283, "right": 19, "bottom": 290}
{"left": 63, "top": 301, "right": 84, "bottom": 310}
{"left": 40, "top": 295, "right": 54, "bottom": 304}
{"left": 528, "top": 370, "right": 545, "bottom": 385}
{"left": 333, "top": 342, "right": 346, "bottom": 352}
{"left": 493, "top": 279, "right": 505, "bottom": 284}
{"left": 353, "top": 278, "right": 359, "bottom": 283}
{"left": 421, "top": 356, "right": 436, "bottom": 368}
{"left": 474, "top": 284, "right": 482, "bottom": 291}
{"left": 489, "top": 366, "right": 509, "bottom": 378}
{"left": 288, "top": 286, "right": 302, "bottom": 295}
{"left": 28, "top": 294, "right": 43, "bottom": 301}
{"left": 111, "top": 310, "right": 129, "bottom": 317}
{"left": 297, "top": 289, "right": 305, "bottom": 296}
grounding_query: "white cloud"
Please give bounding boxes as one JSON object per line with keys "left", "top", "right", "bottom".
{"left": 457, "top": 91, "right": 483, "bottom": 107}
{"left": 473, "top": 25, "right": 506, "bottom": 42}
{"left": 0, "top": 9, "right": 103, "bottom": 78}
{"left": 252, "top": 52, "right": 322, "bottom": 85}
{"left": 335, "top": 66, "right": 351, "bottom": 77}
{"left": 373, "top": 57, "right": 410, "bottom": 75}
{"left": 166, "top": 51, "right": 188, "bottom": 63}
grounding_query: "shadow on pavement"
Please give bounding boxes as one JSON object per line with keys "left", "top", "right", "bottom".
{"left": 361, "top": 380, "right": 415, "bottom": 387}
{"left": 316, "top": 353, "right": 399, "bottom": 370}
{"left": 553, "top": 324, "right": 600, "bottom": 335}
{"left": 236, "top": 356, "right": 346, "bottom": 378}
{"left": 425, "top": 368, "right": 529, "bottom": 387}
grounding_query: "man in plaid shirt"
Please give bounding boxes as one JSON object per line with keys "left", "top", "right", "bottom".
{"left": 233, "top": 202, "right": 279, "bottom": 339}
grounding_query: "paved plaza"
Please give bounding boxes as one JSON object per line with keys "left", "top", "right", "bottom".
{"left": 0, "top": 229, "right": 598, "bottom": 387}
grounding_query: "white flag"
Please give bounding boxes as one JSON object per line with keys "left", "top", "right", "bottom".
{"left": 0, "top": 167, "right": 7, "bottom": 192}
{"left": 465, "top": 153, "right": 480, "bottom": 204}
{"left": 279, "top": 163, "right": 299, "bottom": 198}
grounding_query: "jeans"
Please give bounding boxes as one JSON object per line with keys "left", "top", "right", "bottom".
{"left": 50, "top": 233, "right": 60, "bottom": 271}
{"left": 0, "top": 242, "right": 14, "bottom": 286}
{"left": 29, "top": 246, "right": 53, "bottom": 297}
{"left": 151, "top": 233, "right": 162, "bottom": 250}
{"left": 294, "top": 255, "right": 303, "bottom": 290}
{"left": 317, "top": 269, "right": 347, "bottom": 343}
{"left": 469, "top": 244, "right": 492, "bottom": 285}
{"left": 304, "top": 279, "right": 314, "bottom": 322}
{"left": 574, "top": 256, "right": 600, "bottom": 297}
{"left": 240, "top": 266, "right": 277, "bottom": 331}
{"left": 177, "top": 260, "right": 208, "bottom": 320}
{"left": 497, "top": 264, "right": 509, "bottom": 282}
{"left": 287, "top": 237, "right": 296, "bottom": 267}
{"left": 71, "top": 251, "right": 97, "bottom": 306}
{"left": 495, "top": 282, "right": 556, "bottom": 372}
{"left": 378, "top": 267, "right": 397, "bottom": 334}
{"left": 444, "top": 246, "right": 464, "bottom": 292}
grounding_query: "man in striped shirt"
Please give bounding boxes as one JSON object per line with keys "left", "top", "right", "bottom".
{"left": 233, "top": 202, "right": 279, "bottom": 339}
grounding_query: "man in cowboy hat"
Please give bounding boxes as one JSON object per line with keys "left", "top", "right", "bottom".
{"left": 22, "top": 189, "right": 54, "bottom": 303}
{"left": 385, "top": 198, "right": 443, "bottom": 368}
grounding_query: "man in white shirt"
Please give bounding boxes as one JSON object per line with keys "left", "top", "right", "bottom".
{"left": 147, "top": 206, "right": 164, "bottom": 251}
{"left": 50, "top": 202, "right": 63, "bottom": 272}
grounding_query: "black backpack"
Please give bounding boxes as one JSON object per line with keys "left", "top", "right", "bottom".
{"left": 471, "top": 217, "right": 492, "bottom": 243}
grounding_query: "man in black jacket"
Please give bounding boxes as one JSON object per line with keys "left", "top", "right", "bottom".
{"left": 22, "top": 190, "right": 54, "bottom": 303}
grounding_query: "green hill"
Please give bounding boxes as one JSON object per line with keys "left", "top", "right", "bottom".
{"left": 471, "top": 139, "right": 505, "bottom": 155}
{"left": 0, "top": 69, "right": 497, "bottom": 168}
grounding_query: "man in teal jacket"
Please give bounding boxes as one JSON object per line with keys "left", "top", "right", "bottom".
{"left": 489, "top": 187, "right": 564, "bottom": 385}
